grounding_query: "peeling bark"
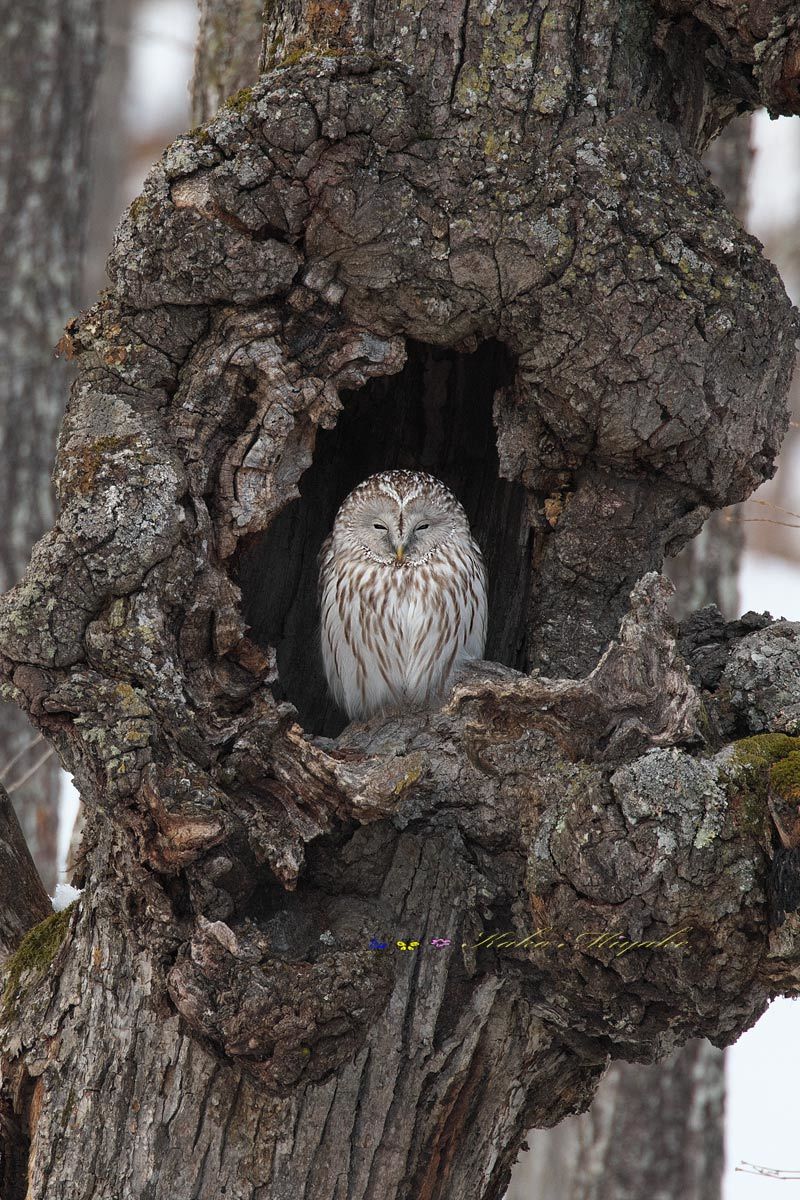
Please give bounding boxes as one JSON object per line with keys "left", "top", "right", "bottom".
{"left": 0, "top": 2, "right": 799, "bottom": 1198}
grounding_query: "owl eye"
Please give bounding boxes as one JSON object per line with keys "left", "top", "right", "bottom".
{"left": 373, "top": 523, "right": 388, "bottom": 531}
{"left": 414, "top": 523, "right": 430, "bottom": 532}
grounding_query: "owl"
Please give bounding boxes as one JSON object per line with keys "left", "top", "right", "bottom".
{"left": 318, "top": 470, "right": 487, "bottom": 721}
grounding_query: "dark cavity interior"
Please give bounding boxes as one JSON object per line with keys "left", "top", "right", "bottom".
{"left": 234, "top": 339, "right": 533, "bottom": 737}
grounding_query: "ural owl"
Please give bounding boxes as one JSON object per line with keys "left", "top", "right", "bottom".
{"left": 318, "top": 470, "right": 487, "bottom": 720}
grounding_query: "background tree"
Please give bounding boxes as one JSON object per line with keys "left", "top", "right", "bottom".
{"left": 83, "top": 0, "right": 135, "bottom": 303}
{"left": 1, "top": 3, "right": 800, "bottom": 1199}
{"left": 511, "top": 1039, "right": 725, "bottom": 1200}
{"left": 191, "top": 0, "right": 263, "bottom": 125}
{"left": 0, "top": 0, "right": 102, "bottom": 890}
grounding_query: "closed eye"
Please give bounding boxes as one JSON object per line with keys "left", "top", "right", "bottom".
{"left": 414, "top": 523, "right": 430, "bottom": 532}
{"left": 373, "top": 523, "right": 387, "bottom": 531}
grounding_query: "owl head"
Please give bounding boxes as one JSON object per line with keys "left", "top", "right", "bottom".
{"left": 332, "top": 470, "right": 470, "bottom": 566}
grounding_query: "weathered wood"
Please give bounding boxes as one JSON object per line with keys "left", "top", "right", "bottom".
{"left": 518, "top": 112, "right": 754, "bottom": 1200}
{"left": 0, "top": 3, "right": 799, "bottom": 1198}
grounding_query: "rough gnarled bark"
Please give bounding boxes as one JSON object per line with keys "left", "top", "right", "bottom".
{"left": 1, "top": 3, "right": 800, "bottom": 1198}
{"left": 519, "top": 112, "right": 754, "bottom": 1200}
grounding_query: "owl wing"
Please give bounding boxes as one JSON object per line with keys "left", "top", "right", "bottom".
{"left": 464, "top": 543, "right": 488, "bottom": 660}
{"left": 317, "top": 533, "right": 333, "bottom": 607}
{"left": 402, "top": 544, "right": 487, "bottom": 704}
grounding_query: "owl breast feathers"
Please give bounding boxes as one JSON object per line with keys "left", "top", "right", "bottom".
{"left": 318, "top": 470, "right": 487, "bottom": 720}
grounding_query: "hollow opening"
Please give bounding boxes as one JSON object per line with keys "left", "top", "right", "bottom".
{"left": 233, "top": 339, "right": 533, "bottom": 737}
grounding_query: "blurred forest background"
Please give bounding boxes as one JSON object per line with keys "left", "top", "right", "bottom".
{"left": 2, "top": 2, "right": 799, "bottom": 1198}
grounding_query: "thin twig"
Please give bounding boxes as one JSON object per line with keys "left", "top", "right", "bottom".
{"left": 724, "top": 516, "right": 800, "bottom": 529}
{"left": 0, "top": 732, "right": 44, "bottom": 781}
{"left": 6, "top": 748, "right": 55, "bottom": 795}
{"left": 745, "top": 498, "right": 800, "bottom": 521}
{"left": 736, "top": 1160, "right": 800, "bottom": 1179}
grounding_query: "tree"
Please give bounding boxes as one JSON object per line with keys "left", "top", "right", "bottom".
{"left": 192, "top": 0, "right": 264, "bottom": 126}
{"left": 83, "top": 0, "right": 135, "bottom": 303}
{"left": 510, "top": 1038, "right": 725, "bottom": 1200}
{"left": 0, "top": 0, "right": 102, "bottom": 891}
{"left": 1, "top": 3, "right": 800, "bottom": 1198}
{"left": 510, "top": 112, "right": 756, "bottom": 1200}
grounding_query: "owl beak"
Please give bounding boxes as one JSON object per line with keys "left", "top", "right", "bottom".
{"left": 394, "top": 543, "right": 406, "bottom": 563}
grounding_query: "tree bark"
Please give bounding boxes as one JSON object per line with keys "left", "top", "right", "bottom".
{"left": 1, "top": 3, "right": 800, "bottom": 1199}
{"left": 665, "top": 113, "right": 752, "bottom": 623}
{"left": 512, "top": 112, "right": 754, "bottom": 1200}
{"left": 0, "top": 781, "right": 50, "bottom": 1200}
{"left": 0, "top": 784, "right": 50, "bottom": 961}
{"left": 192, "top": 0, "right": 265, "bottom": 124}
{"left": 0, "top": 0, "right": 102, "bottom": 890}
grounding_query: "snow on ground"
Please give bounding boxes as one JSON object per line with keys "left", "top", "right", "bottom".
{"left": 57, "top": 773, "right": 81, "bottom": 882}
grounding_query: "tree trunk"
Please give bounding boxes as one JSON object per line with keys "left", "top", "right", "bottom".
{"left": 512, "top": 112, "right": 754, "bottom": 1200}
{"left": 191, "top": 0, "right": 265, "bottom": 124}
{"left": 2, "top": 4, "right": 800, "bottom": 1199}
{"left": 0, "top": 784, "right": 51, "bottom": 960}
{"left": 665, "top": 113, "right": 753, "bottom": 623}
{"left": 511, "top": 1040, "right": 725, "bottom": 1200}
{"left": 0, "top": 0, "right": 102, "bottom": 890}
{"left": 82, "top": 0, "right": 134, "bottom": 303}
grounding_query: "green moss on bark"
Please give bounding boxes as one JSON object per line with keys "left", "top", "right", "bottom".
{"left": 224, "top": 86, "right": 255, "bottom": 114}
{"left": 726, "top": 734, "right": 800, "bottom": 837}
{"left": 2, "top": 902, "right": 76, "bottom": 1019}
{"left": 770, "top": 752, "right": 800, "bottom": 800}
{"left": 733, "top": 734, "right": 800, "bottom": 771}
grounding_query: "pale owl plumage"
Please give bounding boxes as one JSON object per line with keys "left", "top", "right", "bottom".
{"left": 318, "top": 470, "right": 488, "bottom": 721}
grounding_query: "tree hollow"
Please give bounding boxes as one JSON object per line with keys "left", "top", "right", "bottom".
{"left": 235, "top": 338, "right": 533, "bottom": 734}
